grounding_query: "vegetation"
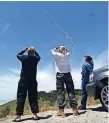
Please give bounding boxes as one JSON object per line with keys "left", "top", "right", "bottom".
{"left": 0, "top": 89, "right": 100, "bottom": 118}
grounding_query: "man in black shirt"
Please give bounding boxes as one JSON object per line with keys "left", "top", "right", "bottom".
{"left": 13, "top": 47, "right": 40, "bottom": 122}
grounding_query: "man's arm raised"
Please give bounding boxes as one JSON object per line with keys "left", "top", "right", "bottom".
{"left": 17, "top": 47, "right": 28, "bottom": 61}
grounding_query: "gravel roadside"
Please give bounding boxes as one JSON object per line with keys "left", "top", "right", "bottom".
{"left": 0, "top": 104, "right": 108, "bottom": 123}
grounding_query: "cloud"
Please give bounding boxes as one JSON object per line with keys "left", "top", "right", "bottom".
{"left": 0, "top": 22, "right": 10, "bottom": 37}
{"left": 93, "top": 50, "right": 108, "bottom": 70}
{"left": 9, "top": 69, "right": 20, "bottom": 75}
{"left": 0, "top": 50, "right": 108, "bottom": 101}
{"left": 0, "top": 67, "right": 81, "bottom": 101}
{"left": 0, "top": 72, "right": 19, "bottom": 100}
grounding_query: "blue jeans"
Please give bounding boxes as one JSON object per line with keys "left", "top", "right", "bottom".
{"left": 81, "top": 77, "right": 89, "bottom": 108}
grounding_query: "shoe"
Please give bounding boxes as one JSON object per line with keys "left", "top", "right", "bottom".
{"left": 33, "top": 114, "right": 40, "bottom": 120}
{"left": 78, "top": 105, "right": 86, "bottom": 110}
{"left": 12, "top": 115, "right": 21, "bottom": 122}
{"left": 57, "top": 109, "right": 65, "bottom": 117}
{"left": 72, "top": 108, "right": 80, "bottom": 116}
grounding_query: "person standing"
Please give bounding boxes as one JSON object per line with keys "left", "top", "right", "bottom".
{"left": 13, "top": 47, "right": 41, "bottom": 122}
{"left": 50, "top": 45, "right": 79, "bottom": 116}
{"left": 78, "top": 55, "right": 94, "bottom": 110}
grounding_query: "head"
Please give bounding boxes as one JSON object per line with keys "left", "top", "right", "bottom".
{"left": 84, "top": 55, "right": 89, "bottom": 61}
{"left": 59, "top": 45, "right": 66, "bottom": 55}
{"left": 84, "top": 55, "right": 92, "bottom": 62}
{"left": 27, "top": 46, "right": 35, "bottom": 56}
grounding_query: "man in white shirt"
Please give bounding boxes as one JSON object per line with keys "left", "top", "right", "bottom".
{"left": 50, "top": 45, "right": 79, "bottom": 116}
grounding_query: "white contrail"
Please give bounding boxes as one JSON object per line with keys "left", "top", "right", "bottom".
{"left": 44, "top": 10, "right": 76, "bottom": 48}
{"left": 0, "top": 22, "right": 10, "bottom": 37}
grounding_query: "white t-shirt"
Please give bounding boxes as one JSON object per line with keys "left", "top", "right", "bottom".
{"left": 50, "top": 48, "right": 71, "bottom": 73}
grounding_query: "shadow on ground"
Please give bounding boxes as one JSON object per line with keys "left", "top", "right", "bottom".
{"left": 88, "top": 106, "right": 108, "bottom": 112}
{"left": 12, "top": 115, "right": 52, "bottom": 122}
{"left": 88, "top": 106, "right": 107, "bottom": 112}
{"left": 65, "top": 111, "right": 87, "bottom": 117}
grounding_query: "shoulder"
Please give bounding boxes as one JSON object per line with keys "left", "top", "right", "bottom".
{"left": 22, "top": 55, "right": 28, "bottom": 60}
{"left": 23, "top": 55, "right": 28, "bottom": 58}
{"left": 83, "top": 62, "right": 87, "bottom": 66}
{"left": 82, "top": 63, "right": 88, "bottom": 69}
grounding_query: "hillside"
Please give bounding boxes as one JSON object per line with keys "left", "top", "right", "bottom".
{"left": 0, "top": 89, "right": 100, "bottom": 118}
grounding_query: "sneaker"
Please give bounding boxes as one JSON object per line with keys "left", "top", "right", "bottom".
{"left": 57, "top": 109, "right": 65, "bottom": 117}
{"left": 33, "top": 114, "right": 40, "bottom": 120}
{"left": 12, "top": 115, "right": 21, "bottom": 122}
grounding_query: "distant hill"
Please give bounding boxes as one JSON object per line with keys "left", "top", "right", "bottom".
{"left": 0, "top": 100, "right": 9, "bottom": 105}
{"left": 0, "top": 89, "right": 100, "bottom": 118}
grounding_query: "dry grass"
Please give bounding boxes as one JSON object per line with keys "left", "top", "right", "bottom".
{"left": 76, "top": 95, "right": 100, "bottom": 106}
{"left": 0, "top": 93, "right": 100, "bottom": 118}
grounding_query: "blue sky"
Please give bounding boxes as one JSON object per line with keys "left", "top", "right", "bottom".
{"left": 0, "top": 1, "right": 108, "bottom": 101}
